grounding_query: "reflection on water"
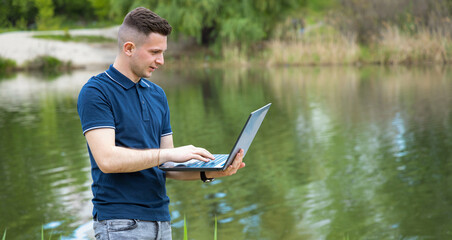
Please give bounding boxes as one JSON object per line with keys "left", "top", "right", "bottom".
{"left": 0, "top": 66, "right": 451, "bottom": 239}
{"left": 0, "top": 71, "right": 97, "bottom": 239}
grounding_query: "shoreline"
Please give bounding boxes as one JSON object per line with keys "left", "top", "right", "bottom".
{"left": 1, "top": 27, "right": 451, "bottom": 73}
{"left": 0, "top": 27, "right": 119, "bottom": 69}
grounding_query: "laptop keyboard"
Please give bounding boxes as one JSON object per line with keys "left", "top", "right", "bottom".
{"left": 185, "top": 154, "right": 229, "bottom": 168}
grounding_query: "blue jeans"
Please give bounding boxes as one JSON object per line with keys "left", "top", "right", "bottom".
{"left": 93, "top": 219, "right": 172, "bottom": 240}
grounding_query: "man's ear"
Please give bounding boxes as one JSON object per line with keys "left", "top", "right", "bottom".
{"left": 123, "top": 41, "right": 135, "bottom": 56}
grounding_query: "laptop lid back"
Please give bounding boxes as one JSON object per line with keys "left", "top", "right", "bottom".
{"left": 221, "top": 103, "right": 271, "bottom": 170}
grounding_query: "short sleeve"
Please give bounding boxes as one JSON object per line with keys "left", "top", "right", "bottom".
{"left": 161, "top": 90, "right": 172, "bottom": 137}
{"left": 77, "top": 83, "right": 115, "bottom": 135}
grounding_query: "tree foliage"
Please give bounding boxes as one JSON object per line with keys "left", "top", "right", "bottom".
{"left": 2, "top": 0, "right": 452, "bottom": 47}
{"left": 332, "top": 0, "right": 452, "bottom": 43}
{"left": 112, "top": 0, "right": 307, "bottom": 47}
{"left": 0, "top": 0, "right": 304, "bottom": 47}
{"left": 128, "top": 0, "right": 305, "bottom": 47}
{"left": 34, "top": 0, "right": 57, "bottom": 30}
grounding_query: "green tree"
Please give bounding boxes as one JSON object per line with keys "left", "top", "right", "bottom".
{"left": 88, "top": 0, "right": 110, "bottom": 21}
{"left": 0, "top": 0, "right": 37, "bottom": 29}
{"left": 108, "top": 0, "right": 135, "bottom": 22}
{"left": 34, "top": 0, "right": 59, "bottom": 30}
{"left": 53, "top": 0, "right": 96, "bottom": 22}
{"left": 148, "top": 0, "right": 305, "bottom": 47}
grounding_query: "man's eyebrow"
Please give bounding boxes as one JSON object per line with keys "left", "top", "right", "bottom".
{"left": 149, "top": 49, "right": 166, "bottom": 52}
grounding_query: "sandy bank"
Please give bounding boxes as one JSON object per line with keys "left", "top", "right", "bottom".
{"left": 0, "top": 27, "right": 119, "bottom": 69}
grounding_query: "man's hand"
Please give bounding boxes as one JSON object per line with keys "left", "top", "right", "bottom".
{"left": 160, "top": 145, "right": 214, "bottom": 163}
{"left": 206, "top": 149, "right": 246, "bottom": 178}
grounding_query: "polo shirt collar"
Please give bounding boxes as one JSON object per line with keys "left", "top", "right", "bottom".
{"left": 105, "top": 65, "right": 150, "bottom": 89}
{"left": 139, "top": 79, "right": 151, "bottom": 88}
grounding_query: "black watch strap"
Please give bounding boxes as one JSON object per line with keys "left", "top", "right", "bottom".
{"left": 200, "top": 171, "right": 214, "bottom": 182}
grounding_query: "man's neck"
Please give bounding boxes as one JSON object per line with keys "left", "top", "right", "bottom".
{"left": 113, "top": 57, "right": 140, "bottom": 83}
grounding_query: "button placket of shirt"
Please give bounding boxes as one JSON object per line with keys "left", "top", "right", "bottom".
{"left": 137, "top": 85, "right": 150, "bottom": 121}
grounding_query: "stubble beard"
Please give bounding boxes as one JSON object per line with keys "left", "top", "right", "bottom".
{"left": 130, "top": 61, "right": 151, "bottom": 80}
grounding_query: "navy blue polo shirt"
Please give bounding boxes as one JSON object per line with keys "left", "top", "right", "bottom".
{"left": 77, "top": 65, "right": 172, "bottom": 221}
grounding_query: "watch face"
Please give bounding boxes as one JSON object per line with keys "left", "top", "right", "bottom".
{"left": 201, "top": 172, "right": 215, "bottom": 182}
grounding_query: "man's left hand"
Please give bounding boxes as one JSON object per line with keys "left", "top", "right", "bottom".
{"left": 206, "top": 149, "right": 246, "bottom": 178}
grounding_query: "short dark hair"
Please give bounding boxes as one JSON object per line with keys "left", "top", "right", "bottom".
{"left": 122, "top": 7, "right": 172, "bottom": 36}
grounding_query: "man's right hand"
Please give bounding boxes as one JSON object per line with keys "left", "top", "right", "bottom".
{"left": 160, "top": 145, "right": 214, "bottom": 163}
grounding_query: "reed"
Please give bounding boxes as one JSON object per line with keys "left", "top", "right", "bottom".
{"left": 265, "top": 27, "right": 359, "bottom": 66}
{"left": 263, "top": 24, "right": 452, "bottom": 66}
{"left": 2, "top": 217, "right": 216, "bottom": 240}
{"left": 2, "top": 226, "right": 60, "bottom": 240}
{"left": 222, "top": 44, "right": 250, "bottom": 67}
{"left": 183, "top": 214, "right": 218, "bottom": 240}
{"left": 214, "top": 215, "right": 217, "bottom": 240}
{"left": 183, "top": 215, "right": 188, "bottom": 240}
{"left": 375, "top": 25, "right": 451, "bottom": 64}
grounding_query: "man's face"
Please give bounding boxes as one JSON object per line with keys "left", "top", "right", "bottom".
{"left": 130, "top": 32, "right": 167, "bottom": 79}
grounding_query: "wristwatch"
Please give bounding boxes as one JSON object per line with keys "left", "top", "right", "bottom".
{"left": 200, "top": 171, "right": 215, "bottom": 183}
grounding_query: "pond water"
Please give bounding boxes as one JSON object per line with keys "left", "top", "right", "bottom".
{"left": 0, "top": 66, "right": 451, "bottom": 240}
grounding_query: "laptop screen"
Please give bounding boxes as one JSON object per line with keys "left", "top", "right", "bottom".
{"left": 159, "top": 103, "right": 271, "bottom": 171}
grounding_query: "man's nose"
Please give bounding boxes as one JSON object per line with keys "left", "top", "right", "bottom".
{"left": 156, "top": 54, "right": 164, "bottom": 65}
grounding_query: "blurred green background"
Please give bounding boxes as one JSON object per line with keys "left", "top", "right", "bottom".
{"left": 1, "top": 1, "right": 452, "bottom": 239}
{"left": 2, "top": 0, "right": 452, "bottom": 65}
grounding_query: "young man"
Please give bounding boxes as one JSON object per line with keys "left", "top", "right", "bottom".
{"left": 77, "top": 7, "right": 245, "bottom": 240}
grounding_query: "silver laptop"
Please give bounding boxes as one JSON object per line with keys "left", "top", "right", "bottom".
{"left": 159, "top": 103, "right": 271, "bottom": 171}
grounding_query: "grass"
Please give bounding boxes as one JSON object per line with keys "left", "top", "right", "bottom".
{"left": 184, "top": 215, "right": 188, "bottom": 240}
{"left": 2, "top": 226, "right": 60, "bottom": 240}
{"left": 33, "top": 34, "right": 115, "bottom": 43}
{"left": 221, "top": 44, "right": 250, "bottom": 67}
{"left": 0, "top": 53, "right": 74, "bottom": 75}
{"left": 214, "top": 215, "right": 218, "bottom": 240}
{"left": 0, "top": 28, "right": 21, "bottom": 34}
{"left": 183, "top": 214, "right": 218, "bottom": 240}
{"left": 24, "top": 55, "right": 72, "bottom": 73}
{"left": 262, "top": 24, "right": 360, "bottom": 66}
{"left": 0, "top": 55, "right": 72, "bottom": 76}
{"left": 33, "top": 30, "right": 115, "bottom": 44}
{"left": 374, "top": 25, "right": 451, "bottom": 64}
{"left": 0, "top": 19, "right": 117, "bottom": 34}
{"left": 0, "top": 56, "right": 17, "bottom": 72}
{"left": 260, "top": 23, "right": 452, "bottom": 66}
{"left": 265, "top": 35, "right": 359, "bottom": 66}
{"left": 2, "top": 219, "right": 350, "bottom": 240}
